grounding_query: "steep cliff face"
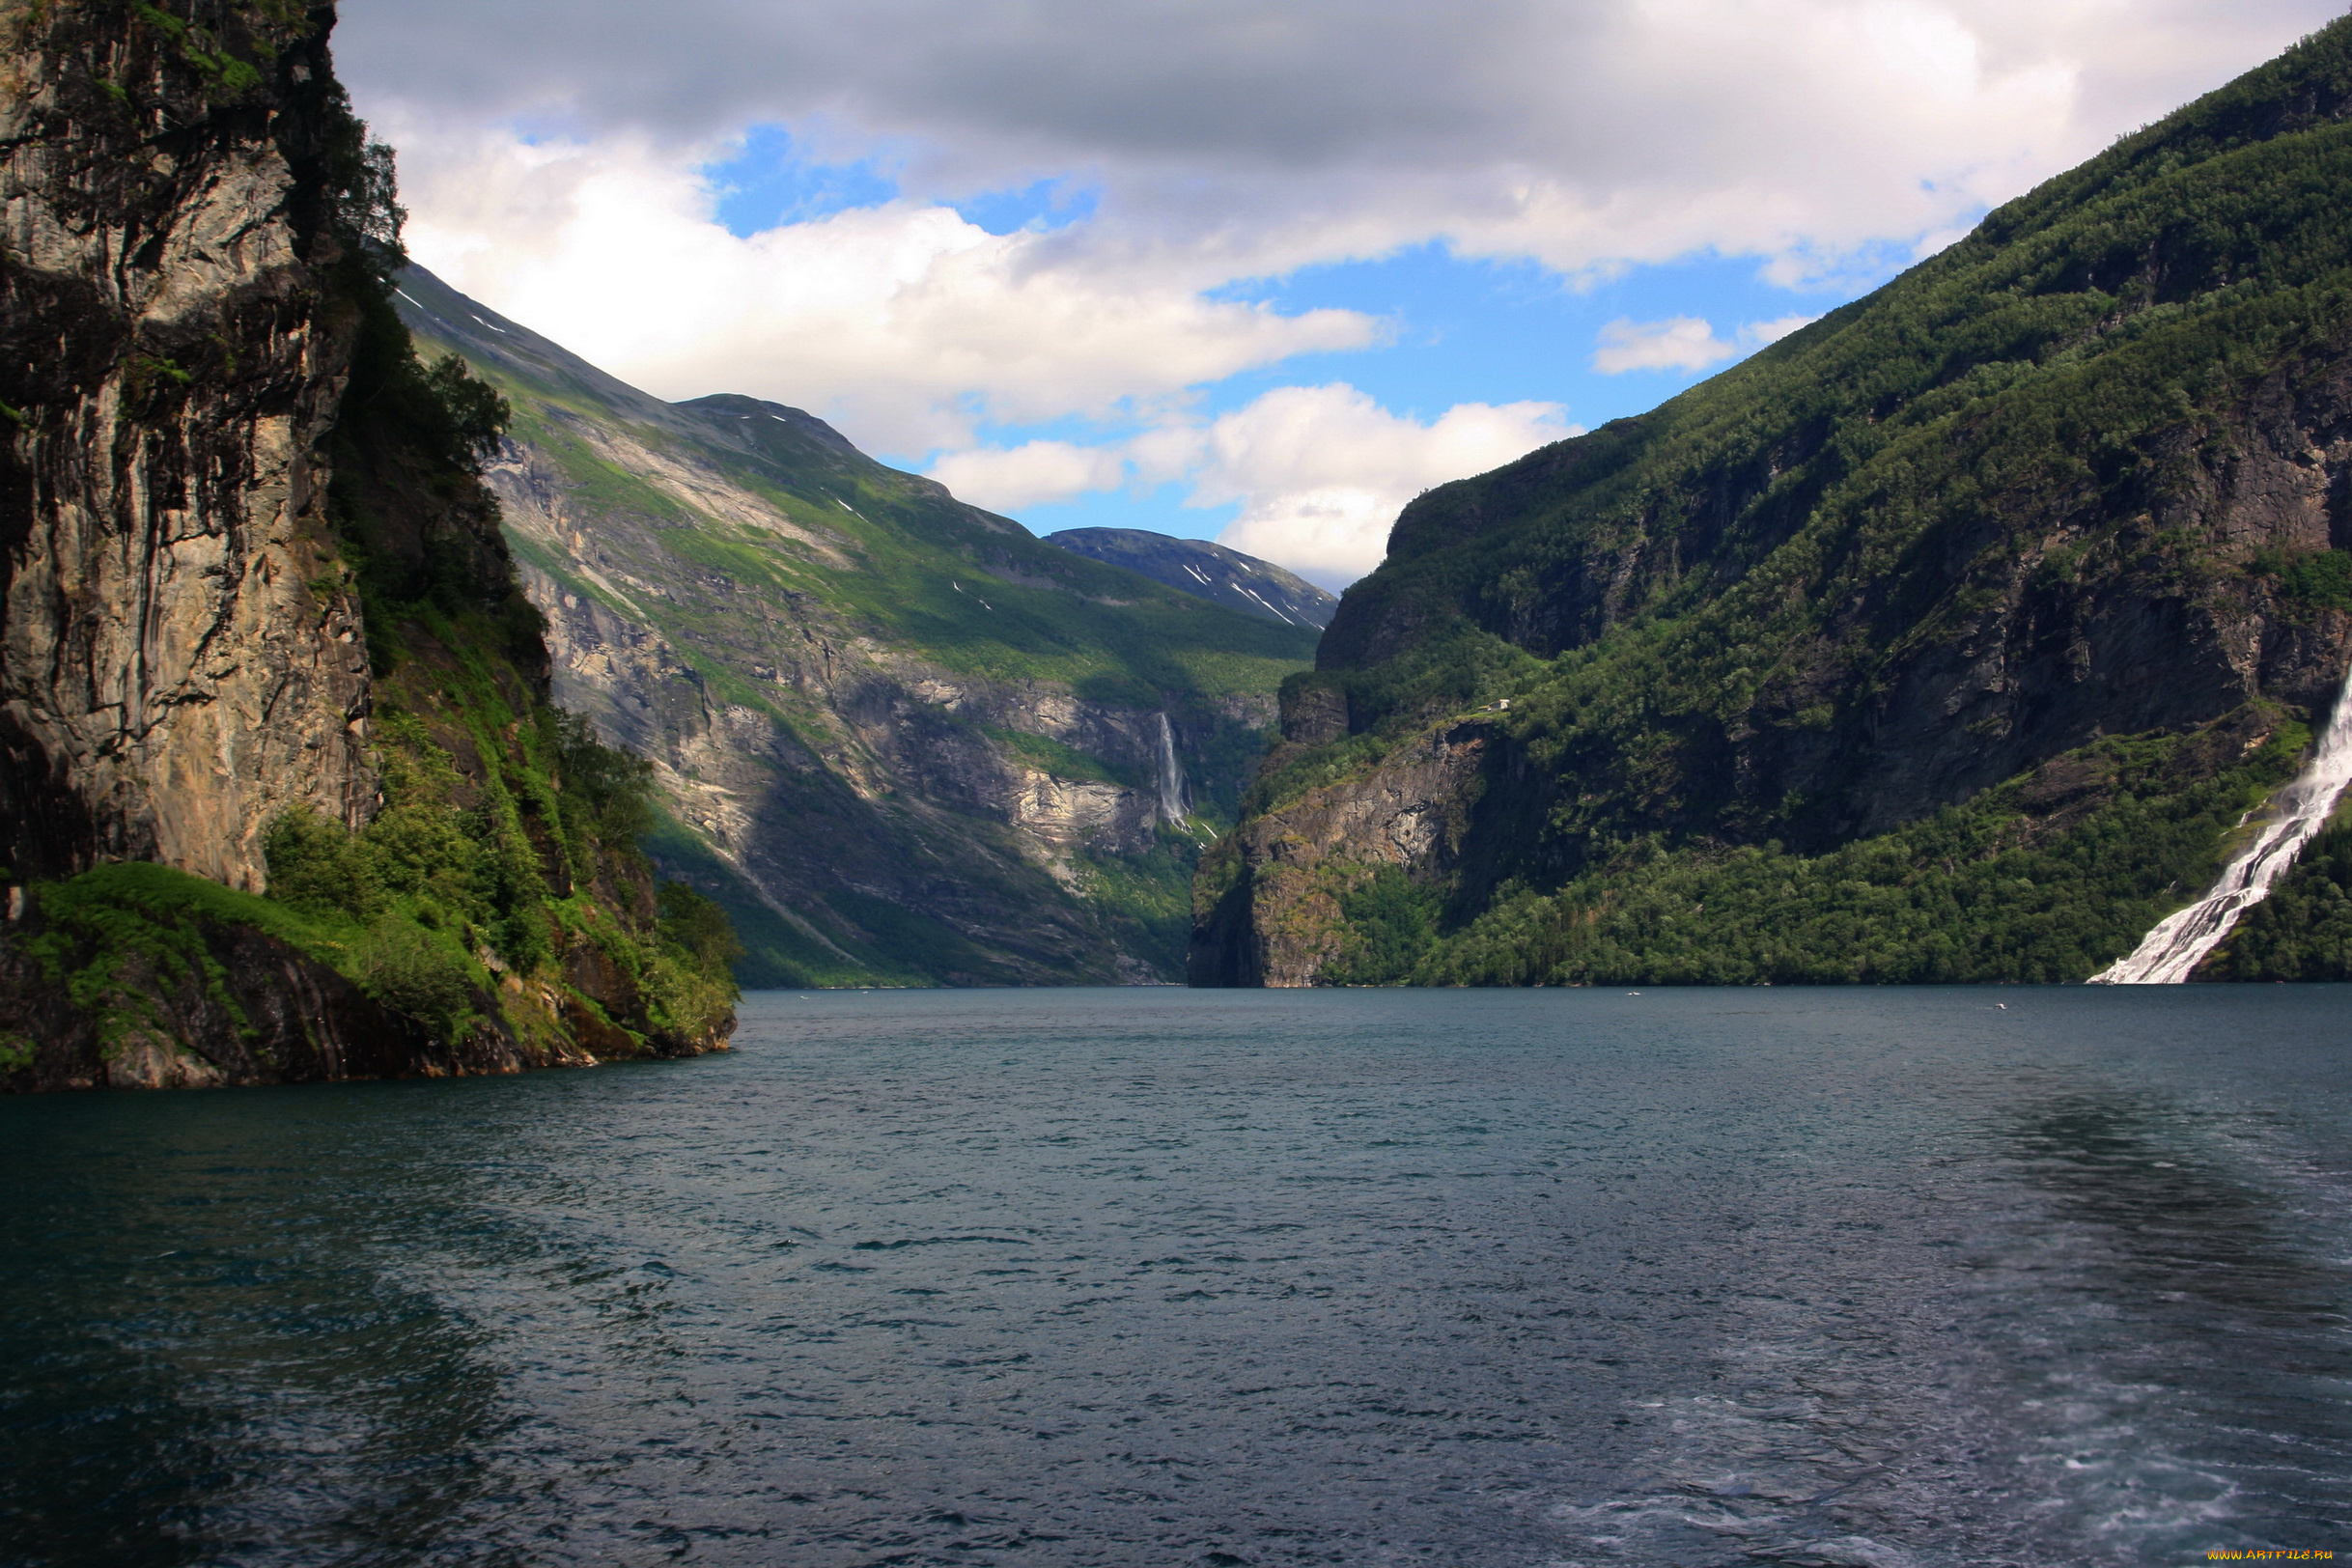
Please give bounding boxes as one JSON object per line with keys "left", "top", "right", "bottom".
{"left": 0, "top": 1, "right": 735, "bottom": 1088}
{"left": 0, "top": 0, "right": 373, "bottom": 893}
{"left": 1199, "top": 20, "right": 2352, "bottom": 988}
{"left": 396, "top": 267, "right": 1316, "bottom": 986}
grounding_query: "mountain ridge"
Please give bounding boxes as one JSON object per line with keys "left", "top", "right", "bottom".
{"left": 392, "top": 266, "right": 1318, "bottom": 987}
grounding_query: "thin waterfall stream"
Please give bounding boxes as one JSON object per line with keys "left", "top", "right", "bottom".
{"left": 1154, "top": 712, "right": 1190, "bottom": 825}
{"left": 2094, "top": 662, "right": 2352, "bottom": 983}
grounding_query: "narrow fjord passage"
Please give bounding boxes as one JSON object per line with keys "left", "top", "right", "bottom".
{"left": 4, "top": 989, "right": 2348, "bottom": 1567}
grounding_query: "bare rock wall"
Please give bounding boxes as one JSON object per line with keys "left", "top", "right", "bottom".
{"left": 0, "top": 2, "right": 373, "bottom": 894}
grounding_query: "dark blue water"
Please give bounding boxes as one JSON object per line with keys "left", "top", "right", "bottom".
{"left": 4, "top": 988, "right": 2350, "bottom": 1567}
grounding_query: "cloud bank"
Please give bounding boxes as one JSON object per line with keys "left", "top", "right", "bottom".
{"left": 345, "top": 0, "right": 2338, "bottom": 278}
{"left": 388, "top": 128, "right": 1379, "bottom": 456}
{"left": 338, "top": 0, "right": 2339, "bottom": 580}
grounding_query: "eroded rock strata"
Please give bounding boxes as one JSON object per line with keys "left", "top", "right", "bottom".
{"left": 0, "top": 0, "right": 734, "bottom": 1088}
{"left": 0, "top": 0, "right": 372, "bottom": 891}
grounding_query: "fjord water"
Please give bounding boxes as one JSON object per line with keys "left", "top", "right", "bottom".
{"left": 5, "top": 990, "right": 2349, "bottom": 1568}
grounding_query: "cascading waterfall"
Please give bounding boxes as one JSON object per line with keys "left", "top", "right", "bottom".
{"left": 1153, "top": 713, "right": 1190, "bottom": 826}
{"left": 2093, "top": 662, "right": 2352, "bottom": 983}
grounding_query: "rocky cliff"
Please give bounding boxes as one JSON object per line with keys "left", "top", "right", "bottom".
{"left": 394, "top": 267, "right": 1317, "bottom": 986}
{"left": 0, "top": 0, "right": 372, "bottom": 894}
{"left": 1197, "top": 18, "right": 2352, "bottom": 987}
{"left": 0, "top": 0, "right": 736, "bottom": 1088}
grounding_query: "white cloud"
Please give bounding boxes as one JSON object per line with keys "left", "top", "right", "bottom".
{"left": 1590, "top": 312, "right": 1824, "bottom": 374}
{"left": 1208, "top": 388, "right": 1578, "bottom": 584}
{"left": 926, "top": 441, "right": 1126, "bottom": 513}
{"left": 1743, "top": 314, "right": 1820, "bottom": 347}
{"left": 342, "top": 0, "right": 2340, "bottom": 292}
{"left": 1592, "top": 317, "right": 1736, "bottom": 375}
{"left": 930, "top": 385, "right": 1578, "bottom": 585}
{"left": 389, "top": 126, "right": 1379, "bottom": 454}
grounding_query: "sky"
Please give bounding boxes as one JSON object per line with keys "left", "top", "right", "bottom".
{"left": 336, "top": 0, "right": 2346, "bottom": 589}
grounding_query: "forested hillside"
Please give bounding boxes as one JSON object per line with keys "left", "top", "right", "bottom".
{"left": 1197, "top": 17, "right": 2352, "bottom": 987}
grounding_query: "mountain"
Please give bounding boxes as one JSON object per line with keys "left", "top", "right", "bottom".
{"left": 0, "top": 1, "right": 736, "bottom": 1089}
{"left": 1044, "top": 528, "right": 1339, "bottom": 629}
{"left": 391, "top": 268, "right": 1319, "bottom": 987}
{"left": 1196, "top": 18, "right": 2352, "bottom": 989}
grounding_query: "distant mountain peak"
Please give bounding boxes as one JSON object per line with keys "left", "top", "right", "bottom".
{"left": 1045, "top": 528, "right": 1337, "bottom": 630}
{"left": 676, "top": 393, "right": 862, "bottom": 455}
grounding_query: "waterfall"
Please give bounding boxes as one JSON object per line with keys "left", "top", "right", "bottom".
{"left": 1153, "top": 713, "right": 1190, "bottom": 826}
{"left": 2092, "top": 664, "right": 2352, "bottom": 984}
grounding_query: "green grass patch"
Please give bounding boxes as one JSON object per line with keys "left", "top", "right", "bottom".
{"left": 1068, "top": 826, "right": 1206, "bottom": 978}
{"left": 987, "top": 725, "right": 1149, "bottom": 791}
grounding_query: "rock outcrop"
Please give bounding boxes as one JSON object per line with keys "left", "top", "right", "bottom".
{"left": 1191, "top": 719, "right": 1494, "bottom": 986}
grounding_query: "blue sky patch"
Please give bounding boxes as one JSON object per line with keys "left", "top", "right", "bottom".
{"left": 871, "top": 240, "right": 1926, "bottom": 544}
{"left": 703, "top": 126, "right": 901, "bottom": 236}
{"left": 1202, "top": 242, "right": 1909, "bottom": 430}
{"left": 951, "top": 177, "right": 1099, "bottom": 235}
{"left": 702, "top": 127, "right": 1102, "bottom": 238}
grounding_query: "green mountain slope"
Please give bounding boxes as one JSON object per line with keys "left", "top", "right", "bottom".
{"left": 1197, "top": 18, "right": 2352, "bottom": 988}
{"left": 394, "top": 268, "right": 1318, "bottom": 986}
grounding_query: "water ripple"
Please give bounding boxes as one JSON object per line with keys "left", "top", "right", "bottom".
{"left": 3, "top": 986, "right": 2349, "bottom": 1566}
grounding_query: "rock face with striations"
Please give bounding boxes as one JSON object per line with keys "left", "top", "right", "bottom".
{"left": 0, "top": 1, "right": 736, "bottom": 1089}
{"left": 0, "top": 0, "right": 374, "bottom": 894}
{"left": 1197, "top": 21, "right": 2352, "bottom": 988}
